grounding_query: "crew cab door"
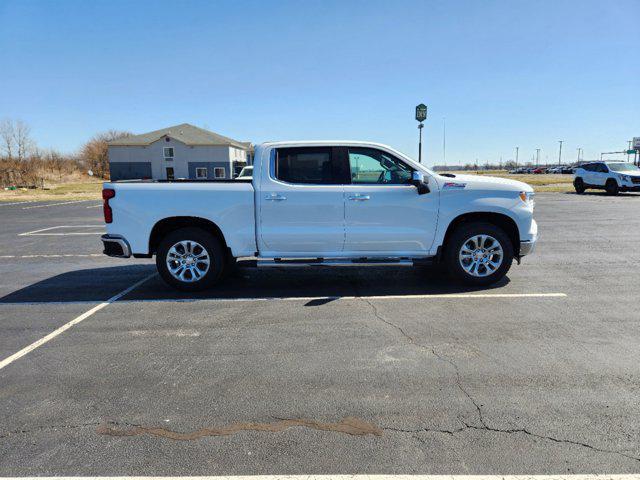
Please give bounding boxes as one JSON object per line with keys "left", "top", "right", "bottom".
{"left": 257, "top": 146, "right": 348, "bottom": 255}
{"left": 343, "top": 147, "right": 438, "bottom": 255}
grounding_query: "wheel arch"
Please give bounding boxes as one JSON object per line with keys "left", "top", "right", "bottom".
{"left": 149, "top": 216, "right": 229, "bottom": 255}
{"left": 441, "top": 212, "right": 520, "bottom": 258}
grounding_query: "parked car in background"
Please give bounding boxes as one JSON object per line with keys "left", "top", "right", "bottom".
{"left": 532, "top": 167, "right": 546, "bottom": 174}
{"left": 101, "top": 141, "right": 538, "bottom": 290}
{"left": 573, "top": 161, "right": 640, "bottom": 195}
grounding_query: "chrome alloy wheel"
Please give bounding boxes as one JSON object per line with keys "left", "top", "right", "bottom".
{"left": 166, "top": 240, "right": 211, "bottom": 283}
{"left": 458, "top": 234, "right": 503, "bottom": 277}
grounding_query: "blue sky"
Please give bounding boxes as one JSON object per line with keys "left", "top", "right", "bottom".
{"left": 1, "top": 0, "right": 638, "bottom": 166}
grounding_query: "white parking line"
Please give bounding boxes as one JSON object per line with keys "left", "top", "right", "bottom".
{"left": 0, "top": 273, "right": 155, "bottom": 371}
{"left": 86, "top": 204, "right": 102, "bottom": 208}
{"left": 122, "top": 292, "right": 568, "bottom": 303}
{"left": 21, "top": 199, "right": 94, "bottom": 209}
{"left": 0, "top": 475, "right": 636, "bottom": 480}
{"left": 0, "top": 254, "right": 103, "bottom": 259}
{"left": 0, "top": 292, "right": 567, "bottom": 306}
{"left": 18, "top": 225, "right": 104, "bottom": 236}
{"left": 0, "top": 200, "right": 39, "bottom": 206}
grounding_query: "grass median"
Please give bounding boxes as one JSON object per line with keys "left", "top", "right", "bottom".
{"left": 447, "top": 171, "right": 574, "bottom": 192}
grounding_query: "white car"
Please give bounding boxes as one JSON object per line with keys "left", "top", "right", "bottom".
{"left": 573, "top": 161, "right": 640, "bottom": 195}
{"left": 101, "top": 141, "right": 538, "bottom": 290}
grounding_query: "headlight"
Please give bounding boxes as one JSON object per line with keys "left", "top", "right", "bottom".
{"left": 519, "top": 191, "right": 535, "bottom": 207}
{"left": 619, "top": 174, "right": 631, "bottom": 182}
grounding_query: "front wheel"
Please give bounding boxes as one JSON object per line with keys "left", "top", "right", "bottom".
{"left": 605, "top": 179, "right": 619, "bottom": 196}
{"left": 156, "top": 227, "right": 225, "bottom": 291}
{"left": 444, "top": 222, "right": 514, "bottom": 286}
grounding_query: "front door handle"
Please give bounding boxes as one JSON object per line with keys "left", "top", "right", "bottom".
{"left": 265, "top": 193, "right": 287, "bottom": 201}
{"left": 348, "top": 194, "right": 370, "bottom": 201}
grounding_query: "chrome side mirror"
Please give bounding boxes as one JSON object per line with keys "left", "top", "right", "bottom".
{"left": 411, "top": 171, "right": 430, "bottom": 195}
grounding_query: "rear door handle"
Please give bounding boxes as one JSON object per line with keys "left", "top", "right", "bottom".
{"left": 265, "top": 193, "right": 287, "bottom": 201}
{"left": 348, "top": 194, "right": 370, "bottom": 201}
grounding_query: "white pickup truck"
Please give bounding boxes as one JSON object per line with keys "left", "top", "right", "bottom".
{"left": 101, "top": 141, "right": 537, "bottom": 290}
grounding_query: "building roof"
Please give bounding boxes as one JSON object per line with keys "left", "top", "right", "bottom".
{"left": 108, "top": 123, "right": 251, "bottom": 149}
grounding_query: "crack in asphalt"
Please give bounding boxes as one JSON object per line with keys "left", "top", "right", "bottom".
{"left": 360, "top": 297, "right": 640, "bottom": 463}
{"left": 96, "top": 416, "right": 383, "bottom": 440}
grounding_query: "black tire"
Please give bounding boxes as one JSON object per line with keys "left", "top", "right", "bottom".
{"left": 444, "top": 222, "right": 514, "bottom": 286}
{"left": 574, "top": 177, "right": 585, "bottom": 194}
{"left": 224, "top": 254, "right": 239, "bottom": 277}
{"left": 605, "top": 179, "right": 619, "bottom": 196}
{"left": 156, "top": 227, "right": 225, "bottom": 291}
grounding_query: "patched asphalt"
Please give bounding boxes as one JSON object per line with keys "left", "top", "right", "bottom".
{"left": 0, "top": 192, "right": 639, "bottom": 475}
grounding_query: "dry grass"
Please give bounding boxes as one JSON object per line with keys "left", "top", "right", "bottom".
{"left": 448, "top": 170, "right": 574, "bottom": 192}
{"left": 0, "top": 179, "right": 103, "bottom": 202}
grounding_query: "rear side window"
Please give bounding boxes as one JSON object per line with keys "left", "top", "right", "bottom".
{"left": 581, "top": 163, "right": 594, "bottom": 172}
{"left": 275, "top": 147, "right": 346, "bottom": 184}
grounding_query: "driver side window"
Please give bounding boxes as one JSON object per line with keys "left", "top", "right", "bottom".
{"left": 348, "top": 147, "right": 412, "bottom": 184}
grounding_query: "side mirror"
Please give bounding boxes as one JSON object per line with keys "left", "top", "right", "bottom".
{"left": 411, "top": 171, "right": 430, "bottom": 195}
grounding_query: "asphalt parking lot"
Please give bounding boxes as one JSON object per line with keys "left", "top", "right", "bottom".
{"left": 0, "top": 192, "right": 639, "bottom": 475}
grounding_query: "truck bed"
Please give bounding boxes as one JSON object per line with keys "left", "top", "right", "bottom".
{"left": 104, "top": 180, "right": 256, "bottom": 257}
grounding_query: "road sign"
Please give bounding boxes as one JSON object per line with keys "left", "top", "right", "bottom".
{"left": 633, "top": 137, "right": 640, "bottom": 149}
{"left": 415, "top": 104, "right": 427, "bottom": 122}
{"left": 627, "top": 150, "right": 637, "bottom": 155}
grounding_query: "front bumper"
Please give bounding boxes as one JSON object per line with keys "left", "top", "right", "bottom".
{"left": 519, "top": 235, "right": 537, "bottom": 256}
{"left": 101, "top": 234, "right": 131, "bottom": 258}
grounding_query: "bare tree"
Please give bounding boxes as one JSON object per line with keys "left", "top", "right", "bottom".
{"left": 0, "top": 119, "right": 14, "bottom": 160}
{"left": 0, "top": 118, "right": 35, "bottom": 161}
{"left": 80, "top": 130, "right": 132, "bottom": 178}
{"left": 14, "top": 120, "right": 34, "bottom": 161}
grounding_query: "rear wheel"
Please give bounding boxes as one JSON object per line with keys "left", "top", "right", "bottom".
{"left": 156, "top": 227, "right": 225, "bottom": 291}
{"left": 444, "top": 222, "right": 513, "bottom": 285}
{"left": 605, "top": 179, "right": 619, "bottom": 196}
{"left": 574, "top": 177, "right": 585, "bottom": 194}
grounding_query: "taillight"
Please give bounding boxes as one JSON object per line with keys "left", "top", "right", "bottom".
{"left": 102, "top": 188, "right": 115, "bottom": 223}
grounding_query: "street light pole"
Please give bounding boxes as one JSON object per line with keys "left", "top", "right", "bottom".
{"left": 536, "top": 148, "right": 540, "bottom": 166}
{"left": 415, "top": 104, "right": 427, "bottom": 164}
{"left": 558, "top": 140, "right": 563, "bottom": 165}
{"left": 515, "top": 146, "right": 519, "bottom": 167}
{"left": 418, "top": 123, "right": 424, "bottom": 164}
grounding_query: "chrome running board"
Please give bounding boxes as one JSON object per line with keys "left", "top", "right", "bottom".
{"left": 236, "top": 257, "right": 435, "bottom": 268}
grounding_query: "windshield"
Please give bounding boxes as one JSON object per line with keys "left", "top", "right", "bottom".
{"left": 607, "top": 163, "right": 640, "bottom": 172}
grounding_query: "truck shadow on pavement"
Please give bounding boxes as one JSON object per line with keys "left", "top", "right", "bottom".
{"left": 0, "top": 263, "right": 509, "bottom": 304}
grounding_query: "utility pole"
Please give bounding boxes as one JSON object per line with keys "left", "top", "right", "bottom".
{"left": 558, "top": 140, "right": 563, "bottom": 165}
{"left": 415, "top": 104, "right": 427, "bottom": 163}
{"left": 535, "top": 148, "right": 540, "bottom": 166}
{"left": 629, "top": 140, "right": 632, "bottom": 162}
{"left": 515, "top": 146, "right": 519, "bottom": 167}
{"left": 442, "top": 117, "right": 446, "bottom": 166}
{"left": 576, "top": 147, "right": 581, "bottom": 163}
